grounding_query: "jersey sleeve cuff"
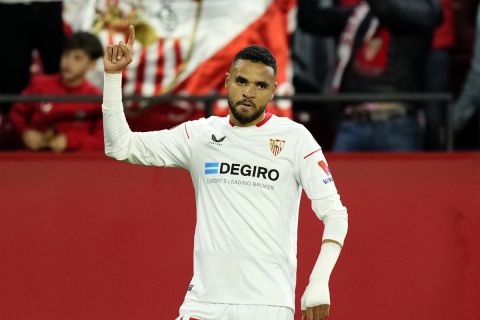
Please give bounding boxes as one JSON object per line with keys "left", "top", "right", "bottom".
{"left": 102, "top": 73, "right": 123, "bottom": 109}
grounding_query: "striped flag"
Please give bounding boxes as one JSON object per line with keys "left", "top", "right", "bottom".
{"left": 64, "top": 0, "right": 296, "bottom": 130}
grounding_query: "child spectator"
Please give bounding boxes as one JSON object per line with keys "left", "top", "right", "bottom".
{"left": 10, "top": 32, "right": 104, "bottom": 152}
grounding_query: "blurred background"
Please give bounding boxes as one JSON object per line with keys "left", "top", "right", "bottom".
{"left": 0, "top": 0, "right": 479, "bottom": 152}
{"left": 0, "top": 1, "right": 479, "bottom": 320}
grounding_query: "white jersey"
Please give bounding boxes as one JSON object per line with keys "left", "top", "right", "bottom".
{"left": 102, "top": 73, "right": 346, "bottom": 311}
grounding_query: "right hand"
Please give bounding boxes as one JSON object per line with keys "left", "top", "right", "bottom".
{"left": 104, "top": 25, "right": 136, "bottom": 74}
{"left": 22, "top": 129, "right": 48, "bottom": 151}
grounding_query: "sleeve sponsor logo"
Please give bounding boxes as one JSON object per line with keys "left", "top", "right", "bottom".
{"left": 318, "top": 160, "right": 331, "bottom": 175}
{"left": 318, "top": 160, "right": 334, "bottom": 184}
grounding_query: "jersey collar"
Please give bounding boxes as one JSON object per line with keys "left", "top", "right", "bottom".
{"left": 228, "top": 111, "right": 273, "bottom": 127}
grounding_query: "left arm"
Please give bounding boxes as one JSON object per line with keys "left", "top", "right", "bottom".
{"left": 302, "top": 194, "right": 348, "bottom": 320}
{"left": 297, "top": 126, "right": 348, "bottom": 320}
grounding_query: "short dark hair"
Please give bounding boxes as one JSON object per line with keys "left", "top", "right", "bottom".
{"left": 65, "top": 32, "right": 103, "bottom": 60}
{"left": 232, "top": 45, "right": 277, "bottom": 75}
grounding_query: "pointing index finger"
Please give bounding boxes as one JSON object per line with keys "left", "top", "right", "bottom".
{"left": 126, "top": 25, "right": 135, "bottom": 49}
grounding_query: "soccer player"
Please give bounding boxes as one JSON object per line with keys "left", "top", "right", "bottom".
{"left": 103, "top": 26, "right": 348, "bottom": 320}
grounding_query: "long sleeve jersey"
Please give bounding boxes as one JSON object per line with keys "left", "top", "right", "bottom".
{"left": 102, "top": 73, "right": 348, "bottom": 310}
{"left": 10, "top": 74, "right": 103, "bottom": 151}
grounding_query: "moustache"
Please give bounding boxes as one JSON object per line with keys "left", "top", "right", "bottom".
{"left": 236, "top": 100, "right": 255, "bottom": 108}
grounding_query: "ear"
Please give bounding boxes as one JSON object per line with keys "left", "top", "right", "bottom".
{"left": 271, "top": 82, "right": 278, "bottom": 100}
{"left": 225, "top": 72, "right": 230, "bottom": 89}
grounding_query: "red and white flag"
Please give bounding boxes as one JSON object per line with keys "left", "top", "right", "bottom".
{"left": 63, "top": 0, "right": 296, "bottom": 131}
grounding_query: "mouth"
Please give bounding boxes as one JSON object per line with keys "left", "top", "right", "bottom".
{"left": 236, "top": 100, "right": 255, "bottom": 108}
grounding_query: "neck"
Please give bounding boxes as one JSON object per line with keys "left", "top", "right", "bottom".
{"left": 229, "top": 112, "right": 266, "bottom": 127}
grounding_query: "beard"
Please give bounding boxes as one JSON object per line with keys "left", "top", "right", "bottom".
{"left": 227, "top": 98, "right": 267, "bottom": 124}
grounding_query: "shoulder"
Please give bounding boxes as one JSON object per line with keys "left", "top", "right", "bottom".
{"left": 269, "top": 115, "right": 310, "bottom": 136}
{"left": 269, "top": 116, "right": 320, "bottom": 153}
{"left": 179, "top": 116, "right": 228, "bottom": 140}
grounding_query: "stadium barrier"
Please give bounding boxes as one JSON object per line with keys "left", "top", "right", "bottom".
{"left": 0, "top": 152, "right": 479, "bottom": 320}
{"left": 0, "top": 92, "right": 456, "bottom": 150}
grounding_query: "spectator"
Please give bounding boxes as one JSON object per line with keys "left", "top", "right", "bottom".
{"left": 298, "top": 0, "right": 443, "bottom": 151}
{"left": 0, "top": 0, "right": 65, "bottom": 99}
{"left": 291, "top": 0, "right": 339, "bottom": 150}
{"left": 0, "top": 0, "right": 65, "bottom": 150}
{"left": 424, "top": 0, "right": 455, "bottom": 150}
{"left": 10, "top": 32, "right": 104, "bottom": 152}
{"left": 453, "top": 2, "right": 480, "bottom": 150}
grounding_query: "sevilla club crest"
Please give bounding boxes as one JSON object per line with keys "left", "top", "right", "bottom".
{"left": 270, "top": 139, "right": 286, "bottom": 156}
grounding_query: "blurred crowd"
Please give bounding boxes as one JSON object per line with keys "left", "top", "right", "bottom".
{"left": 0, "top": 0, "right": 479, "bottom": 152}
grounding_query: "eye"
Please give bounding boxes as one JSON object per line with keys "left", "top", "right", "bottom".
{"left": 257, "top": 83, "right": 267, "bottom": 89}
{"left": 237, "top": 78, "right": 247, "bottom": 85}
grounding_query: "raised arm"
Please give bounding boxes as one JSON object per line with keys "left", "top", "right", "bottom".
{"left": 102, "top": 25, "right": 190, "bottom": 168}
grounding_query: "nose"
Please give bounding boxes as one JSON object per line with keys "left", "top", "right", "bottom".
{"left": 242, "top": 84, "right": 256, "bottom": 98}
